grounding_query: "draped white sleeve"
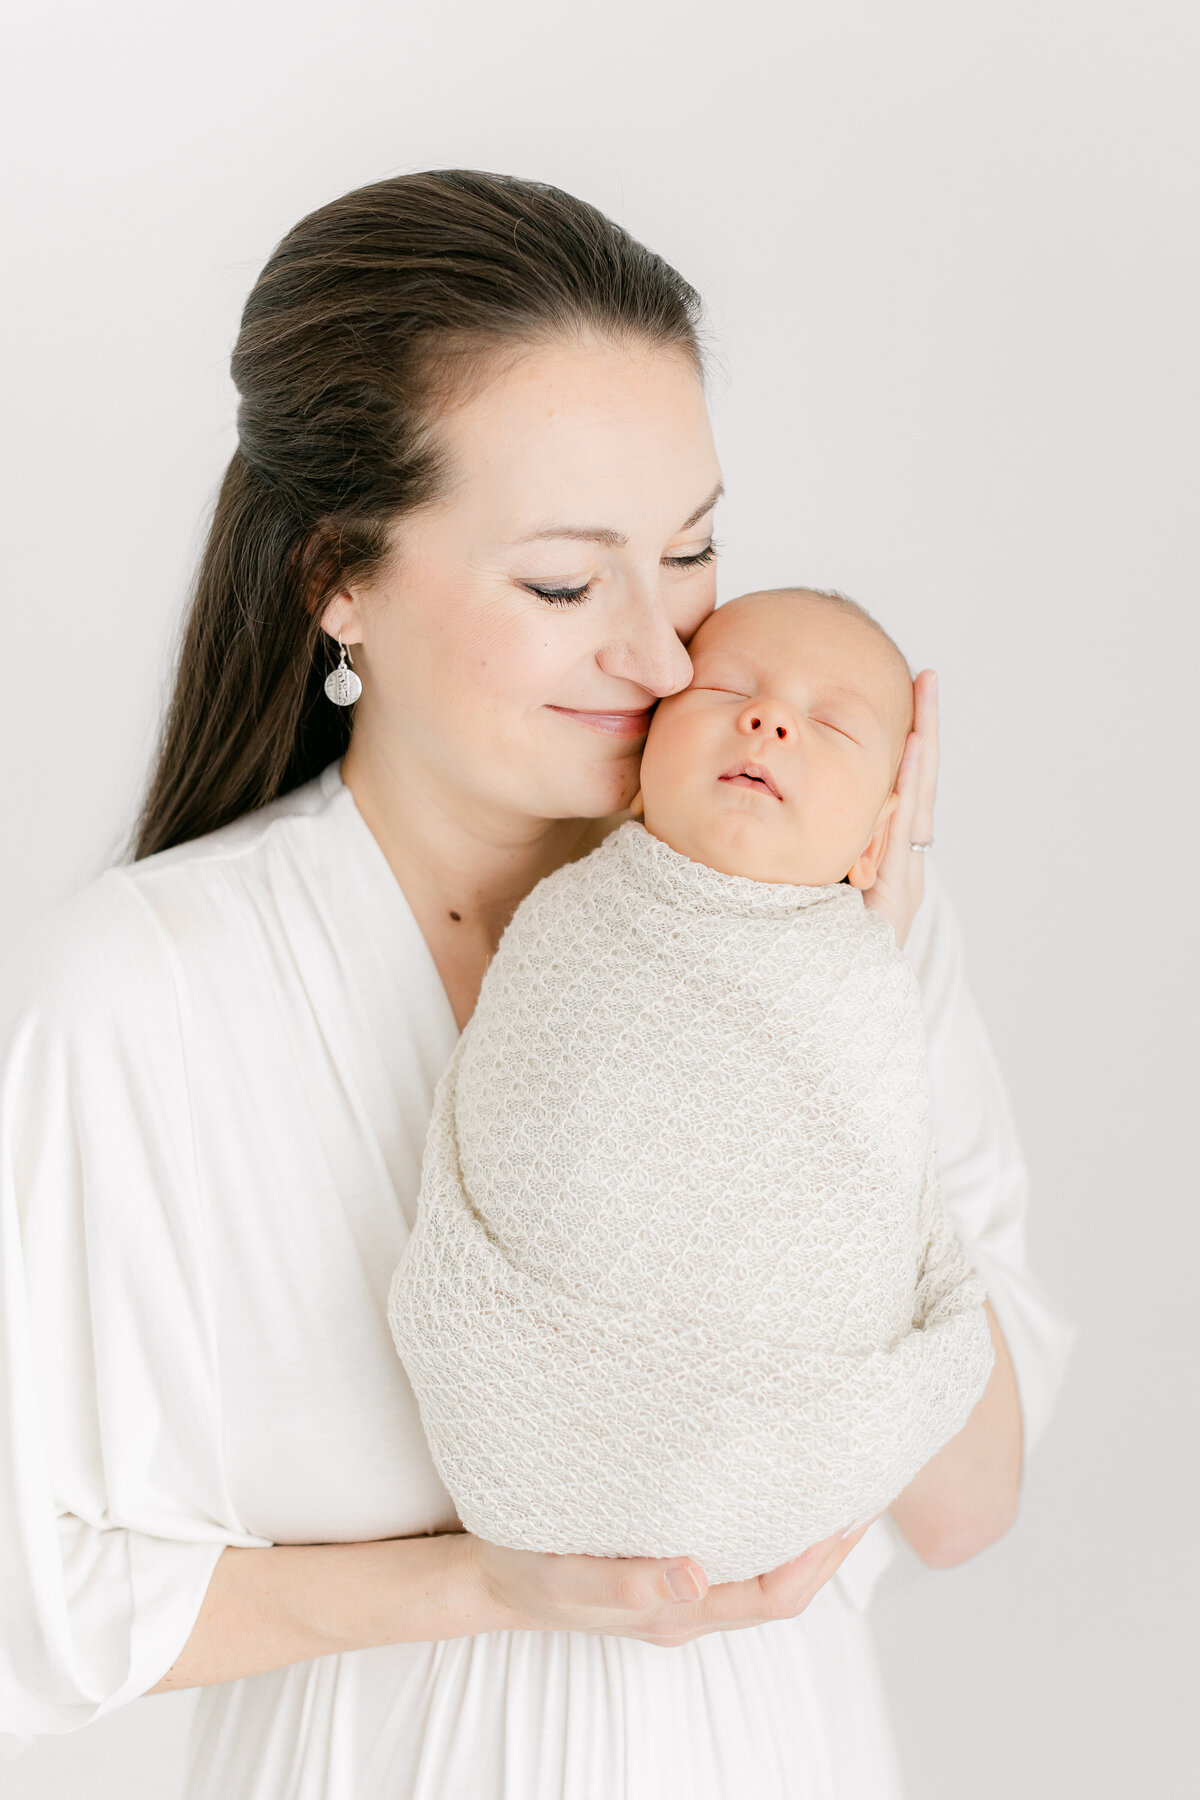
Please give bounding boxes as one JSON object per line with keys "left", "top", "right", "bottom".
{"left": 0, "top": 871, "right": 270, "bottom": 1751}
{"left": 833, "top": 861, "right": 1080, "bottom": 1612}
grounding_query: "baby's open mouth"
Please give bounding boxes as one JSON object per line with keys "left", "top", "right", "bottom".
{"left": 718, "top": 761, "right": 783, "bottom": 801}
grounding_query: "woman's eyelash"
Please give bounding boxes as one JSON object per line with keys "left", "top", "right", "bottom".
{"left": 524, "top": 581, "right": 595, "bottom": 606}
{"left": 664, "top": 541, "right": 719, "bottom": 570}
{"left": 524, "top": 540, "right": 719, "bottom": 607}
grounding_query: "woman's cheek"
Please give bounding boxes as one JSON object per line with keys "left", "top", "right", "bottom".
{"left": 676, "top": 579, "right": 717, "bottom": 643}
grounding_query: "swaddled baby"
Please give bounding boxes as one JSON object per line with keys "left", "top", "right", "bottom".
{"left": 388, "top": 587, "right": 995, "bottom": 1584}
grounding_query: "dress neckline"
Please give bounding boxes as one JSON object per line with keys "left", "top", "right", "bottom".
{"left": 315, "top": 757, "right": 461, "bottom": 1050}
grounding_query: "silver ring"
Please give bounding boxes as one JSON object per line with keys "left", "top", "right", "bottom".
{"left": 908, "top": 839, "right": 933, "bottom": 853}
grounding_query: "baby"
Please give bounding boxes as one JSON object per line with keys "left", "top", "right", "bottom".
{"left": 388, "top": 588, "right": 995, "bottom": 1584}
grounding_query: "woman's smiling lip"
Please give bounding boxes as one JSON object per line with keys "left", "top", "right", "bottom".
{"left": 545, "top": 705, "right": 655, "bottom": 739}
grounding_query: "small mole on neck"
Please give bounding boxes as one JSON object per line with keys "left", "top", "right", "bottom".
{"left": 448, "top": 911, "right": 462, "bottom": 922}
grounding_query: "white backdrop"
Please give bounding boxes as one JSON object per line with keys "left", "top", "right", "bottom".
{"left": 3, "top": 1, "right": 1196, "bottom": 1794}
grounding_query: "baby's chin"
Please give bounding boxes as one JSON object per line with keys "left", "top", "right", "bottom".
{"left": 645, "top": 801, "right": 833, "bottom": 886}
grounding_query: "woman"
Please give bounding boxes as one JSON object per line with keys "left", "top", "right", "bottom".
{"left": 0, "top": 170, "right": 1077, "bottom": 1797}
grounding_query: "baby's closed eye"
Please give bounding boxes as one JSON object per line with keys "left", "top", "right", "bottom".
{"left": 811, "top": 718, "right": 860, "bottom": 742}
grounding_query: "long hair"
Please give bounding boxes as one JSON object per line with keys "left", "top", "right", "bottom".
{"left": 129, "top": 170, "right": 705, "bottom": 859}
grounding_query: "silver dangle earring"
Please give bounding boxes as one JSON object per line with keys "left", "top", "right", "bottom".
{"left": 324, "top": 632, "right": 362, "bottom": 707}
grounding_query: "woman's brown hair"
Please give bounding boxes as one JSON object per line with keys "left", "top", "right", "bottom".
{"left": 129, "top": 169, "right": 705, "bottom": 860}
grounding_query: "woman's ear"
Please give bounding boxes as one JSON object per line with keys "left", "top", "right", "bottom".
{"left": 845, "top": 792, "right": 898, "bottom": 891}
{"left": 319, "top": 591, "right": 364, "bottom": 644}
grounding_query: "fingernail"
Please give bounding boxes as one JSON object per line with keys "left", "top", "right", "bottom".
{"left": 665, "top": 1565, "right": 702, "bottom": 1602}
{"left": 838, "top": 1512, "right": 883, "bottom": 1539}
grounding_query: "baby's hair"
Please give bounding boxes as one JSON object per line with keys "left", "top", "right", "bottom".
{"left": 753, "top": 585, "right": 913, "bottom": 682}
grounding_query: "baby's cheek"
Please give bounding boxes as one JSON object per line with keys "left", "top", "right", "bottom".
{"left": 827, "top": 769, "right": 887, "bottom": 863}
{"left": 636, "top": 713, "right": 680, "bottom": 808}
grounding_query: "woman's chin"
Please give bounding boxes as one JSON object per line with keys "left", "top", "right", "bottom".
{"left": 557, "top": 759, "right": 644, "bottom": 817}
{"left": 545, "top": 754, "right": 641, "bottom": 822}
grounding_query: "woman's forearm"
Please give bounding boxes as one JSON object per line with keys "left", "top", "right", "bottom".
{"left": 149, "top": 1301, "right": 1021, "bottom": 1695}
{"left": 148, "top": 1530, "right": 499, "bottom": 1693}
{"left": 887, "top": 1299, "right": 1023, "bottom": 1569}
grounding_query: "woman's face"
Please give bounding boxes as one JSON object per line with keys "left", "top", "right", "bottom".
{"left": 332, "top": 336, "right": 723, "bottom": 824}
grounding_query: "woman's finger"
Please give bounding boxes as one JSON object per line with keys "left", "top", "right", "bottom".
{"left": 861, "top": 723, "right": 924, "bottom": 946}
{"left": 666, "top": 1525, "right": 869, "bottom": 1637}
{"left": 889, "top": 730, "right": 924, "bottom": 856}
{"left": 753, "top": 1520, "right": 875, "bottom": 1615}
{"left": 910, "top": 670, "right": 939, "bottom": 847}
{"left": 563, "top": 1548, "right": 709, "bottom": 1614}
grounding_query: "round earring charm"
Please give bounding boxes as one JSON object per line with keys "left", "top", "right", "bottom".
{"left": 324, "top": 634, "right": 362, "bottom": 707}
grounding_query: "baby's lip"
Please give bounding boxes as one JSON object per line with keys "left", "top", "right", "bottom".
{"left": 718, "top": 761, "right": 783, "bottom": 801}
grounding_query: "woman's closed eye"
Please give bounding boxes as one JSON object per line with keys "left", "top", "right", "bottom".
{"left": 521, "top": 541, "right": 718, "bottom": 608}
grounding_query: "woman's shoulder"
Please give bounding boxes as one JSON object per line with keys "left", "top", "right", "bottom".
{"left": 2, "top": 762, "right": 347, "bottom": 1042}
{"left": 126, "top": 757, "right": 345, "bottom": 899}
{"left": 2, "top": 863, "right": 173, "bottom": 1048}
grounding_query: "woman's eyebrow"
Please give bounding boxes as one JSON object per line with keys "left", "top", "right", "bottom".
{"left": 679, "top": 480, "right": 725, "bottom": 530}
{"left": 512, "top": 481, "right": 725, "bottom": 548}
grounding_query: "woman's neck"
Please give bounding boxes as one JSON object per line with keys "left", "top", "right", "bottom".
{"left": 340, "top": 734, "right": 627, "bottom": 1029}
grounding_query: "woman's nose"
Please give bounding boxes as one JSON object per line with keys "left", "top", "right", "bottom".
{"left": 736, "top": 697, "right": 795, "bottom": 742}
{"left": 597, "top": 603, "right": 696, "bottom": 698}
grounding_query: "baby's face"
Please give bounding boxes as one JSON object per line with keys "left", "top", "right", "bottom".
{"left": 638, "top": 590, "right": 913, "bottom": 886}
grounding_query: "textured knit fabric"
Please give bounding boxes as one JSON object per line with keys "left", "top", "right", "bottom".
{"left": 389, "top": 821, "right": 996, "bottom": 1584}
{"left": 1, "top": 758, "right": 1078, "bottom": 1796}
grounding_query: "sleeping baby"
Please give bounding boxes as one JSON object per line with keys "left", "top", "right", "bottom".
{"left": 388, "top": 586, "right": 995, "bottom": 1584}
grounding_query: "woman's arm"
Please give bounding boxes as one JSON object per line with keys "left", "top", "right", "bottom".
{"left": 149, "top": 1518, "right": 879, "bottom": 1689}
{"left": 859, "top": 670, "right": 1076, "bottom": 1585}
{"left": 886, "top": 1298, "right": 1022, "bottom": 1568}
{"left": 147, "top": 1534, "right": 493, "bottom": 1690}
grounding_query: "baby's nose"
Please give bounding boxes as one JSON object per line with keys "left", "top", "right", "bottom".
{"left": 739, "top": 699, "right": 792, "bottom": 740}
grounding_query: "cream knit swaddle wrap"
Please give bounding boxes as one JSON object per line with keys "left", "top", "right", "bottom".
{"left": 389, "top": 821, "right": 995, "bottom": 1583}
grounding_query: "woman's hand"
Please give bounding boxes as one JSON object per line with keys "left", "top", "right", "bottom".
{"left": 462, "top": 1517, "right": 880, "bottom": 1648}
{"left": 863, "top": 669, "right": 940, "bottom": 951}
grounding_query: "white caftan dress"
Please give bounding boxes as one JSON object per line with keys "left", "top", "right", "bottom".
{"left": 0, "top": 758, "right": 1079, "bottom": 1799}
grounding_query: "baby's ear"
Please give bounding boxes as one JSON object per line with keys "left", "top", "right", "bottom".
{"left": 846, "top": 793, "right": 898, "bottom": 890}
{"left": 628, "top": 787, "right": 645, "bottom": 820}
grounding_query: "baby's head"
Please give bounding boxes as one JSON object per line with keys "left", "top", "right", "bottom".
{"left": 637, "top": 588, "right": 914, "bottom": 887}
